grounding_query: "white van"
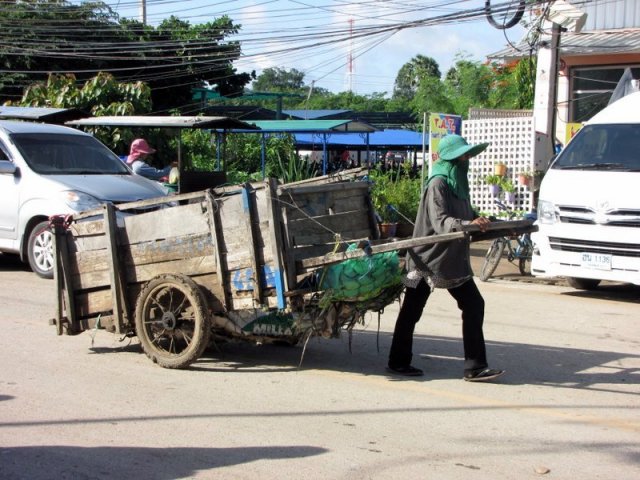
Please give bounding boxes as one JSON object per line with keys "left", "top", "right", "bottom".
{"left": 531, "top": 91, "right": 640, "bottom": 289}
{"left": 0, "top": 120, "right": 167, "bottom": 278}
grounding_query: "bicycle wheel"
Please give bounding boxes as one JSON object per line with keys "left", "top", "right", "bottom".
{"left": 479, "top": 239, "right": 505, "bottom": 281}
{"left": 518, "top": 255, "right": 531, "bottom": 275}
{"left": 517, "top": 238, "right": 533, "bottom": 276}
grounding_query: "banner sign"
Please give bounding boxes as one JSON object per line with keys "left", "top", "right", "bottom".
{"left": 565, "top": 122, "right": 583, "bottom": 146}
{"left": 428, "top": 113, "right": 462, "bottom": 163}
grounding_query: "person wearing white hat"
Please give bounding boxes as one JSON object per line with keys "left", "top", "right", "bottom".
{"left": 387, "top": 134, "right": 504, "bottom": 382}
{"left": 126, "top": 138, "right": 174, "bottom": 181}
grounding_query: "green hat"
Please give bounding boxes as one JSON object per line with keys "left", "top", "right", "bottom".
{"left": 438, "top": 134, "right": 489, "bottom": 161}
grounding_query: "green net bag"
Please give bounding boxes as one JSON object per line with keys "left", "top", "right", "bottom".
{"left": 319, "top": 243, "right": 402, "bottom": 304}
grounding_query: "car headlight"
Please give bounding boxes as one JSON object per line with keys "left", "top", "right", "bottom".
{"left": 538, "top": 199, "right": 557, "bottom": 225}
{"left": 60, "top": 190, "right": 102, "bottom": 212}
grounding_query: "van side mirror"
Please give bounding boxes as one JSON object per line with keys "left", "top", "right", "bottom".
{"left": 0, "top": 160, "right": 18, "bottom": 175}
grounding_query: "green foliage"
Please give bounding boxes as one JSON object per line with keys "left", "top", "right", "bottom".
{"left": 0, "top": 2, "right": 252, "bottom": 111}
{"left": 393, "top": 55, "right": 441, "bottom": 101}
{"left": 484, "top": 174, "right": 502, "bottom": 185}
{"left": 12, "top": 72, "right": 152, "bottom": 154}
{"left": 370, "top": 166, "right": 421, "bottom": 223}
{"left": 252, "top": 67, "right": 306, "bottom": 93}
{"left": 272, "top": 149, "right": 317, "bottom": 183}
{"left": 500, "top": 177, "right": 516, "bottom": 192}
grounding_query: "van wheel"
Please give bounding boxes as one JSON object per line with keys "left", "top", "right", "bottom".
{"left": 27, "top": 220, "right": 54, "bottom": 279}
{"left": 567, "top": 277, "right": 601, "bottom": 290}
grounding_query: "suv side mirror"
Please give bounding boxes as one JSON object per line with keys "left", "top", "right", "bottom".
{"left": 0, "top": 160, "right": 18, "bottom": 175}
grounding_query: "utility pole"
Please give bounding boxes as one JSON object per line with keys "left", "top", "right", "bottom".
{"left": 140, "top": 0, "right": 147, "bottom": 25}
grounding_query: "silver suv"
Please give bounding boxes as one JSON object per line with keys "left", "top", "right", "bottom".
{"left": 0, "top": 120, "right": 167, "bottom": 278}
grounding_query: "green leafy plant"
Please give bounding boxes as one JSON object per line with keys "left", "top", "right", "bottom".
{"left": 272, "top": 148, "right": 317, "bottom": 183}
{"left": 484, "top": 174, "right": 502, "bottom": 185}
{"left": 370, "top": 167, "right": 421, "bottom": 223}
{"left": 500, "top": 177, "right": 515, "bottom": 192}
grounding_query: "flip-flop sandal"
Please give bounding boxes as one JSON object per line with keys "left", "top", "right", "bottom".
{"left": 464, "top": 368, "right": 505, "bottom": 382}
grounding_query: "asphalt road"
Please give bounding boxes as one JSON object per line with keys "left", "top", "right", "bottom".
{"left": 1, "top": 253, "right": 639, "bottom": 480}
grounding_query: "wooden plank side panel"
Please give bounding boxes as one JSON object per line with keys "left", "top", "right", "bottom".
{"left": 287, "top": 210, "right": 370, "bottom": 237}
{"left": 70, "top": 233, "right": 216, "bottom": 290}
{"left": 292, "top": 227, "right": 372, "bottom": 247}
{"left": 121, "top": 201, "right": 211, "bottom": 244}
{"left": 281, "top": 186, "right": 370, "bottom": 221}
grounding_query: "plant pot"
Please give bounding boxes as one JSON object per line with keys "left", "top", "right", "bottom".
{"left": 395, "top": 222, "right": 414, "bottom": 238}
{"left": 379, "top": 222, "right": 398, "bottom": 239}
{"left": 494, "top": 163, "right": 507, "bottom": 176}
{"left": 488, "top": 184, "right": 500, "bottom": 196}
{"left": 518, "top": 174, "right": 531, "bottom": 188}
{"left": 504, "top": 191, "right": 515, "bottom": 203}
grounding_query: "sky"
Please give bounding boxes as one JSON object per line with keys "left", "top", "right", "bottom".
{"left": 99, "top": 0, "right": 530, "bottom": 95}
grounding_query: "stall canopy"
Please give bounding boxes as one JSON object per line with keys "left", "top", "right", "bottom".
{"left": 294, "top": 129, "right": 423, "bottom": 149}
{"left": 238, "top": 119, "right": 377, "bottom": 175}
{"left": 0, "top": 106, "right": 89, "bottom": 124}
{"left": 67, "top": 115, "right": 258, "bottom": 130}
{"left": 247, "top": 119, "right": 376, "bottom": 133}
{"left": 67, "top": 116, "right": 260, "bottom": 193}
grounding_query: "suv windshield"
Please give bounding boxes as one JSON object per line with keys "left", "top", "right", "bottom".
{"left": 553, "top": 124, "right": 640, "bottom": 171}
{"left": 12, "top": 133, "right": 130, "bottom": 175}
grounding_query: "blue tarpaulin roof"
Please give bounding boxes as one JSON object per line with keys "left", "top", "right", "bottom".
{"left": 294, "top": 129, "right": 425, "bottom": 149}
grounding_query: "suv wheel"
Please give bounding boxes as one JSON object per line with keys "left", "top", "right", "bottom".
{"left": 27, "top": 220, "right": 54, "bottom": 279}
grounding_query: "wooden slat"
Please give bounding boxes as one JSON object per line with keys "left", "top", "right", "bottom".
{"left": 103, "top": 203, "right": 129, "bottom": 333}
{"left": 241, "top": 184, "right": 263, "bottom": 303}
{"left": 286, "top": 210, "right": 370, "bottom": 236}
{"left": 292, "top": 227, "right": 372, "bottom": 247}
{"left": 279, "top": 180, "right": 369, "bottom": 196}
{"left": 122, "top": 201, "right": 210, "bottom": 244}
{"left": 207, "top": 193, "right": 233, "bottom": 310}
{"left": 266, "top": 178, "right": 288, "bottom": 308}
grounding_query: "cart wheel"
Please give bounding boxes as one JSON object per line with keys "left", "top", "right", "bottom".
{"left": 135, "top": 274, "right": 211, "bottom": 369}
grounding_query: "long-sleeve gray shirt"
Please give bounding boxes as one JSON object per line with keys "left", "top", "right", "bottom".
{"left": 405, "top": 176, "right": 476, "bottom": 288}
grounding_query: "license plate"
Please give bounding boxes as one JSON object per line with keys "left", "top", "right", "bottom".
{"left": 581, "top": 252, "right": 612, "bottom": 270}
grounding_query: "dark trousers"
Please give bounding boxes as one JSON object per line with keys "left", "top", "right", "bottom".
{"left": 388, "top": 278, "right": 488, "bottom": 374}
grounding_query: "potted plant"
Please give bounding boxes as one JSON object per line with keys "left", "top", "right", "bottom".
{"left": 518, "top": 170, "right": 532, "bottom": 188}
{"left": 532, "top": 169, "right": 545, "bottom": 191}
{"left": 494, "top": 161, "right": 507, "bottom": 176}
{"left": 500, "top": 177, "right": 516, "bottom": 203}
{"left": 370, "top": 167, "right": 421, "bottom": 238}
{"left": 370, "top": 171, "right": 398, "bottom": 238}
{"left": 484, "top": 174, "right": 502, "bottom": 196}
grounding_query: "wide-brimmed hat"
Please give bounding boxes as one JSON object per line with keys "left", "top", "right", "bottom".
{"left": 438, "top": 134, "right": 489, "bottom": 161}
{"left": 130, "top": 138, "right": 156, "bottom": 156}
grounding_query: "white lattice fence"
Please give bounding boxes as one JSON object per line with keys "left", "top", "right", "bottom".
{"left": 463, "top": 116, "right": 536, "bottom": 216}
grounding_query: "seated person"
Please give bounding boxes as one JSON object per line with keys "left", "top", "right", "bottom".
{"left": 126, "top": 138, "right": 175, "bottom": 181}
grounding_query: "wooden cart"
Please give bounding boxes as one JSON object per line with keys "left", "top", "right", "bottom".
{"left": 51, "top": 172, "right": 536, "bottom": 368}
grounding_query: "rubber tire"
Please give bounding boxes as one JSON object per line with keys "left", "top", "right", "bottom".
{"left": 567, "top": 277, "right": 601, "bottom": 290}
{"left": 479, "top": 239, "right": 505, "bottom": 282}
{"left": 518, "top": 242, "right": 532, "bottom": 276}
{"left": 135, "top": 273, "right": 211, "bottom": 369}
{"left": 518, "top": 256, "right": 531, "bottom": 276}
{"left": 27, "top": 220, "right": 54, "bottom": 279}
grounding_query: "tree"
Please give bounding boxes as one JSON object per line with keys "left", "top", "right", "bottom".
{"left": 443, "top": 55, "right": 493, "bottom": 115}
{"left": 252, "top": 67, "right": 307, "bottom": 93}
{"left": 393, "top": 55, "right": 442, "bottom": 101}
{"left": 0, "top": 1, "right": 253, "bottom": 112}
{"left": 10, "top": 72, "right": 153, "bottom": 155}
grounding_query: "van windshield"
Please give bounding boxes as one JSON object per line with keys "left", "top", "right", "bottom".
{"left": 12, "top": 133, "right": 130, "bottom": 175}
{"left": 553, "top": 124, "right": 640, "bottom": 171}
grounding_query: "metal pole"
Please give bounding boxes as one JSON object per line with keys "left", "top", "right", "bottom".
{"left": 139, "top": 0, "right": 147, "bottom": 25}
